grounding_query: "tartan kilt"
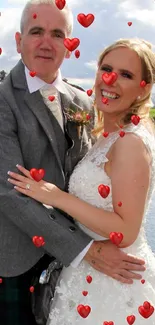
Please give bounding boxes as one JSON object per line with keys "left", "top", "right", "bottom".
{"left": 0, "top": 254, "right": 52, "bottom": 325}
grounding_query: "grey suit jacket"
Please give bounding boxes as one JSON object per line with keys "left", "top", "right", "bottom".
{"left": 0, "top": 60, "right": 94, "bottom": 276}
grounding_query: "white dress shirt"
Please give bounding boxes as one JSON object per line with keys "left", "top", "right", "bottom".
{"left": 24, "top": 65, "right": 93, "bottom": 267}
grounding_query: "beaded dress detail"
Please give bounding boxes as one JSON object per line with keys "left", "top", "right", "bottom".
{"left": 48, "top": 123, "right": 155, "bottom": 325}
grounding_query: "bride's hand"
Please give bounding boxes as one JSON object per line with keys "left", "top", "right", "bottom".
{"left": 7, "top": 164, "right": 61, "bottom": 206}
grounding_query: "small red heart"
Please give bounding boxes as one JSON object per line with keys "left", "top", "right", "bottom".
{"left": 128, "top": 22, "right": 132, "bottom": 26}
{"left": 119, "top": 130, "right": 125, "bottom": 137}
{"left": 140, "top": 80, "right": 146, "bottom": 87}
{"left": 86, "top": 275, "right": 92, "bottom": 284}
{"left": 102, "top": 132, "right": 109, "bottom": 138}
{"left": 0, "top": 48, "right": 2, "bottom": 55}
{"left": 48, "top": 95, "right": 55, "bottom": 102}
{"left": 86, "top": 114, "right": 91, "bottom": 121}
{"left": 0, "top": 278, "right": 3, "bottom": 284}
{"left": 119, "top": 124, "right": 123, "bottom": 128}
{"left": 131, "top": 115, "right": 140, "bottom": 125}
{"left": 32, "top": 236, "right": 45, "bottom": 247}
{"left": 103, "top": 322, "right": 114, "bottom": 325}
{"left": 138, "top": 301, "right": 154, "bottom": 318}
{"left": 109, "top": 232, "right": 124, "bottom": 245}
{"left": 141, "top": 279, "right": 145, "bottom": 284}
{"left": 55, "top": 0, "right": 66, "bottom": 10}
{"left": 75, "top": 49, "right": 80, "bottom": 58}
{"left": 102, "top": 72, "right": 118, "bottom": 85}
{"left": 33, "top": 13, "right": 37, "bottom": 19}
{"left": 77, "top": 13, "right": 95, "bottom": 28}
{"left": 29, "top": 286, "right": 35, "bottom": 293}
{"left": 102, "top": 97, "right": 108, "bottom": 104}
{"left": 126, "top": 315, "right": 136, "bottom": 325}
{"left": 30, "top": 168, "right": 45, "bottom": 182}
{"left": 77, "top": 304, "right": 91, "bottom": 318}
{"left": 87, "top": 89, "right": 93, "bottom": 96}
{"left": 29, "top": 71, "right": 36, "bottom": 77}
{"left": 64, "top": 38, "right": 80, "bottom": 51}
{"left": 118, "top": 201, "right": 122, "bottom": 207}
{"left": 98, "top": 184, "right": 110, "bottom": 198}
{"left": 82, "top": 291, "right": 88, "bottom": 296}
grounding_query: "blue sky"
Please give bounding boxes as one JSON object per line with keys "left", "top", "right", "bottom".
{"left": 0, "top": 0, "right": 155, "bottom": 90}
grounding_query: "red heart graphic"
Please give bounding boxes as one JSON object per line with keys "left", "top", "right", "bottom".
{"left": 77, "top": 305, "right": 91, "bottom": 318}
{"left": 102, "top": 97, "right": 108, "bottom": 104}
{"left": 138, "top": 301, "right": 154, "bottom": 318}
{"left": 98, "top": 184, "right": 110, "bottom": 198}
{"left": 75, "top": 49, "right": 80, "bottom": 58}
{"left": 0, "top": 48, "right": 2, "bottom": 55}
{"left": 128, "top": 22, "right": 132, "bottom": 26}
{"left": 30, "top": 168, "right": 45, "bottom": 182}
{"left": 140, "top": 80, "right": 146, "bottom": 87}
{"left": 126, "top": 315, "right": 136, "bottom": 325}
{"left": 103, "top": 322, "right": 114, "bottom": 325}
{"left": 55, "top": 0, "right": 66, "bottom": 10}
{"left": 102, "top": 132, "right": 109, "bottom": 138}
{"left": 102, "top": 72, "right": 118, "bottom": 85}
{"left": 141, "top": 279, "right": 145, "bottom": 284}
{"left": 64, "top": 38, "right": 80, "bottom": 51}
{"left": 48, "top": 95, "right": 55, "bottom": 102}
{"left": 29, "top": 71, "right": 36, "bottom": 77}
{"left": 118, "top": 201, "right": 122, "bottom": 207}
{"left": 131, "top": 115, "right": 140, "bottom": 125}
{"left": 29, "top": 286, "right": 35, "bottom": 293}
{"left": 87, "top": 89, "right": 93, "bottom": 96}
{"left": 86, "top": 275, "right": 92, "bottom": 284}
{"left": 0, "top": 278, "right": 3, "bottom": 284}
{"left": 82, "top": 291, "right": 88, "bottom": 296}
{"left": 77, "top": 13, "right": 95, "bottom": 28}
{"left": 119, "top": 130, "right": 125, "bottom": 137}
{"left": 109, "top": 232, "right": 124, "bottom": 245}
{"left": 86, "top": 114, "right": 91, "bottom": 121}
{"left": 32, "top": 236, "right": 45, "bottom": 247}
{"left": 33, "top": 13, "right": 37, "bottom": 19}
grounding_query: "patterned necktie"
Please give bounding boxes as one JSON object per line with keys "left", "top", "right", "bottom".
{"left": 40, "top": 86, "right": 64, "bottom": 131}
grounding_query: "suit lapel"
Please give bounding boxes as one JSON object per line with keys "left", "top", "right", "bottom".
{"left": 11, "top": 60, "right": 63, "bottom": 172}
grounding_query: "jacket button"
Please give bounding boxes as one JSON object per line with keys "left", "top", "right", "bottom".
{"left": 69, "top": 226, "right": 76, "bottom": 232}
{"left": 50, "top": 215, "right": 56, "bottom": 220}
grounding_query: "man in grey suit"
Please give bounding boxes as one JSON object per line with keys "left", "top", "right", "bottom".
{"left": 0, "top": 0, "right": 145, "bottom": 324}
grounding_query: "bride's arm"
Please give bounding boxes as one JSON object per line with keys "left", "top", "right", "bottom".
{"left": 52, "top": 133, "right": 151, "bottom": 247}
{"left": 8, "top": 133, "right": 151, "bottom": 247}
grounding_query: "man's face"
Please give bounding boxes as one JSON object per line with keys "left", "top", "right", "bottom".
{"left": 15, "top": 4, "right": 70, "bottom": 82}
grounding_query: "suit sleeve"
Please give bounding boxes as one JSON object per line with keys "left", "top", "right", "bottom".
{"left": 0, "top": 92, "right": 92, "bottom": 266}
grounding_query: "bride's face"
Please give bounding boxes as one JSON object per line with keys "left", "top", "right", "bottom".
{"left": 94, "top": 47, "right": 145, "bottom": 116}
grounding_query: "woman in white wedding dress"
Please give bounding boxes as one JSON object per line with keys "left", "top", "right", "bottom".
{"left": 8, "top": 38, "right": 155, "bottom": 324}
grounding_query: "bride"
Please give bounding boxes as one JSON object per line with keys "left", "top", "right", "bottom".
{"left": 8, "top": 38, "right": 155, "bottom": 324}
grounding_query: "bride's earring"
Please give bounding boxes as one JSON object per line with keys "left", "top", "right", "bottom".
{"left": 137, "top": 95, "right": 141, "bottom": 100}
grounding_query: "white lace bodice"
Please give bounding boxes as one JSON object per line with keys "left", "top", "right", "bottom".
{"left": 68, "top": 122, "right": 155, "bottom": 245}
{"left": 48, "top": 122, "right": 155, "bottom": 325}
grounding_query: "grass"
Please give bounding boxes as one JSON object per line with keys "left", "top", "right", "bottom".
{"left": 150, "top": 108, "right": 155, "bottom": 118}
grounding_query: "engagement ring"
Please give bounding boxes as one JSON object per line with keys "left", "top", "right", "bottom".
{"left": 26, "top": 184, "right": 30, "bottom": 190}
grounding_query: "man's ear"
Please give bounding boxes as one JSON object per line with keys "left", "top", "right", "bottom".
{"left": 15, "top": 32, "right": 22, "bottom": 54}
{"left": 65, "top": 50, "right": 71, "bottom": 59}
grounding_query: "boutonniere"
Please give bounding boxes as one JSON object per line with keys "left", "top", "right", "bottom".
{"left": 65, "top": 107, "right": 92, "bottom": 139}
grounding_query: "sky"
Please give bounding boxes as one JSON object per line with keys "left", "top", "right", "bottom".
{"left": 0, "top": 0, "right": 155, "bottom": 91}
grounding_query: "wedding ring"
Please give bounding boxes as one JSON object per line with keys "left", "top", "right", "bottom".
{"left": 26, "top": 184, "right": 30, "bottom": 190}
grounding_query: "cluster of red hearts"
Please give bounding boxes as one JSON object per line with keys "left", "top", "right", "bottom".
{"left": 77, "top": 275, "right": 154, "bottom": 322}
{"left": 77, "top": 274, "right": 154, "bottom": 321}
{"left": 77, "top": 301, "right": 154, "bottom": 322}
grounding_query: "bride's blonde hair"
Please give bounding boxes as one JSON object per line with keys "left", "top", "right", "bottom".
{"left": 92, "top": 38, "right": 155, "bottom": 136}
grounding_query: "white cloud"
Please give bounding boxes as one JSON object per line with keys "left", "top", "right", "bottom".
{"left": 66, "top": 77, "right": 94, "bottom": 89}
{"left": 85, "top": 60, "right": 97, "bottom": 71}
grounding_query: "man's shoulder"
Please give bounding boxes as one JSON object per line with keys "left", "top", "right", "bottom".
{"left": 62, "top": 78, "right": 93, "bottom": 106}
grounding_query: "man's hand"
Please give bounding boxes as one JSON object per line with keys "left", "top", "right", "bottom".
{"left": 84, "top": 240, "right": 146, "bottom": 284}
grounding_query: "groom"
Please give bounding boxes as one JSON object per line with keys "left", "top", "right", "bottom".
{"left": 0, "top": 0, "right": 145, "bottom": 324}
